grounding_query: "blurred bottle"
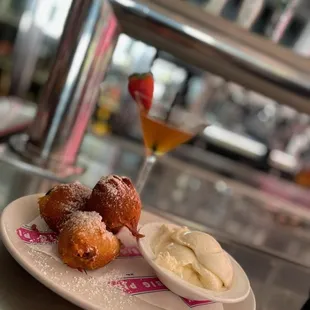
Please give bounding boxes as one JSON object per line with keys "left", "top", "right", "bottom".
{"left": 295, "top": 154, "right": 310, "bottom": 186}
{"left": 236, "top": 0, "right": 265, "bottom": 29}
{"left": 286, "top": 119, "right": 310, "bottom": 187}
{"left": 294, "top": 21, "right": 310, "bottom": 57}
{"left": 91, "top": 74, "right": 122, "bottom": 137}
{"left": 203, "top": 0, "right": 227, "bottom": 15}
{"left": 265, "top": 0, "right": 301, "bottom": 43}
{"left": 295, "top": 165, "right": 310, "bottom": 188}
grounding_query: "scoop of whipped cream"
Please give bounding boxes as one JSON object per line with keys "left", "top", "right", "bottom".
{"left": 151, "top": 225, "right": 233, "bottom": 291}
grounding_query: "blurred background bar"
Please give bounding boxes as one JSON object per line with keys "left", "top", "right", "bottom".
{"left": 110, "top": 0, "right": 310, "bottom": 114}
{"left": 0, "top": 0, "right": 309, "bottom": 309}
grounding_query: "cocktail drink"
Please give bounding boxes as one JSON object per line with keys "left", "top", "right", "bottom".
{"left": 139, "top": 110, "right": 193, "bottom": 155}
{"left": 128, "top": 73, "right": 206, "bottom": 193}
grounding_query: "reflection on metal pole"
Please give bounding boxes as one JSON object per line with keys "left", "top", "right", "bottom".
{"left": 10, "top": 0, "right": 120, "bottom": 177}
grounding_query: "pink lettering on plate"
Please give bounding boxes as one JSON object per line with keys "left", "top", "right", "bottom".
{"left": 16, "top": 227, "right": 57, "bottom": 244}
{"left": 119, "top": 246, "right": 142, "bottom": 258}
{"left": 182, "top": 298, "right": 214, "bottom": 308}
{"left": 111, "top": 277, "right": 168, "bottom": 295}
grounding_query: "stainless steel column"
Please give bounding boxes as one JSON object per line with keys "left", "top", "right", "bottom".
{"left": 10, "top": 0, "right": 119, "bottom": 173}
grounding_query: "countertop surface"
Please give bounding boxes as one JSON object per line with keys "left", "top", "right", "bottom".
{"left": 0, "top": 134, "right": 309, "bottom": 310}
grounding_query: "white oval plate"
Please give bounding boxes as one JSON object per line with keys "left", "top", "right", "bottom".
{"left": 1, "top": 194, "right": 255, "bottom": 310}
{"left": 138, "top": 222, "right": 251, "bottom": 303}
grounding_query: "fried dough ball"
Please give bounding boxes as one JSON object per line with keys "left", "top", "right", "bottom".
{"left": 58, "top": 211, "right": 120, "bottom": 270}
{"left": 86, "top": 175, "right": 143, "bottom": 238}
{"left": 38, "top": 182, "right": 91, "bottom": 233}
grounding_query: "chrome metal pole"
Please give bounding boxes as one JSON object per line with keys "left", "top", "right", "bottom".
{"left": 10, "top": 0, "right": 119, "bottom": 174}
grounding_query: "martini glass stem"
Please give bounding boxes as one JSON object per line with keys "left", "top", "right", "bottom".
{"left": 136, "top": 154, "right": 157, "bottom": 194}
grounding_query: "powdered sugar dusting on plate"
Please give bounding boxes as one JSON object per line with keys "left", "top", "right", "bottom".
{"left": 27, "top": 249, "right": 133, "bottom": 310}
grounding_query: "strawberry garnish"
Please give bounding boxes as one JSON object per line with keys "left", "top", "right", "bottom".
{"left": 128, "top": 72, "right": 154, "bottom": 111}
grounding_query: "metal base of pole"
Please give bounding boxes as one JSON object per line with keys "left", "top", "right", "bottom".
{"left": 7, "top": 134, "right": 85, "bottom": 182}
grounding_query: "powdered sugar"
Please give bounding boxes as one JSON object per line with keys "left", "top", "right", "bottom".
{"left": 55, "top": 182, "right": 91, "bottom": 200}
{"left": 102, "top": 176, "right": 120, "bottom": 196}
{"left": 60, "top": 211, "right": 116, "bottom": 243}
{"left": 62, "top": 211, "right": 104, "bottom": 232}
{"left": 27, "top": 249, "right": 133, "bottom": 310}
{"left": 64, "top": 182, "right": 91, "bottom": 199}
{"left": 46, "top": 182, "right": 91, "bottom": 213}
{"left": 96, "top": 175, "right": 136, "bottom": 201}
{"left": 68, "top": 270, "right": 133, "bottom": 309}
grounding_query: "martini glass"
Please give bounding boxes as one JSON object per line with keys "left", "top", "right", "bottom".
{"left": 134, "top": 92, "right": 207, "bottom": 194}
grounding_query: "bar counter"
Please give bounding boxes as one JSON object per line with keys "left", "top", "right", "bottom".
{"left": 0, "top": 134, "right": 309, "bottom": 310}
